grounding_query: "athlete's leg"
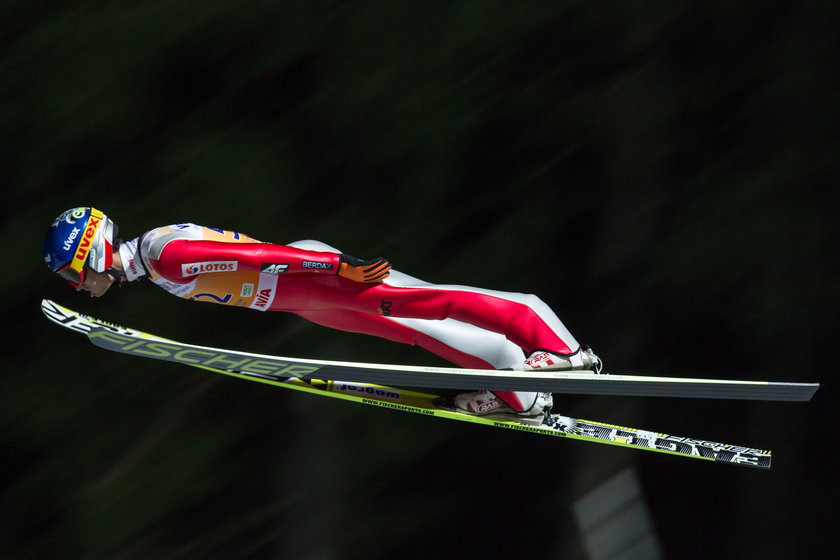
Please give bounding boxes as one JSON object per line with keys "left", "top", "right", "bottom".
{"left": 285, "top": 241, "right": 579, "bottom": 357}
{"left": 282, "top": 241, "right": 571, "bottom": 412}
{"left": 292, "top": 309, "right": 536, "bottom": 412}
{"left": 292, "top": 309, "right": 523, "bottom": 369}
{"left": 276, "top": 274, "right": 578, "bottom": 356}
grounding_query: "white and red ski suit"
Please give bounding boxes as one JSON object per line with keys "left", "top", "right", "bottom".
{"left": 118, "top": 223, "right": 583, "bottom": 413}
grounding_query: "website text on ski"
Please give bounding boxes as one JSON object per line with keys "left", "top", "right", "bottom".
{"left": 41, "top": 207, "right": 819, "bottom": 468}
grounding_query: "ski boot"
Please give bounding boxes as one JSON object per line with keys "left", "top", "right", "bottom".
{"left": 436, "top": 390, "right": 553, "bottom": 426}
{"left": 523, "top": 345, "right": 603, "bottom": 373}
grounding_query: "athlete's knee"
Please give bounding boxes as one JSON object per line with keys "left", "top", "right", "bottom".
{"left": 505, "top": 294, "right": 549, "bottom": 320}
{"left": 519, "top": 293, "right": 545, "bottom": 310}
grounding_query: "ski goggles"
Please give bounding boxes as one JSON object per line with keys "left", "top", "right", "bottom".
{"left": 55, "top": 261, "right": 86, "bottom": 286}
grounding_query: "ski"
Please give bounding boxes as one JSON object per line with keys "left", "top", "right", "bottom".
{"left": 40, "top": 299, "right": 817, "bottom": 401}
{"left": 41, "top": 299, "right": 773, "bottom": 468}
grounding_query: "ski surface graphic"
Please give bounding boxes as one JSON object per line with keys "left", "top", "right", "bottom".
{"left": 41, "top": 299, "right": 777, "bottom": 468}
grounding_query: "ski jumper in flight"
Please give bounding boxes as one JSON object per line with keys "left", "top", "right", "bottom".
{"left": 43, "top": 207, "right": 601, "bottom": 420}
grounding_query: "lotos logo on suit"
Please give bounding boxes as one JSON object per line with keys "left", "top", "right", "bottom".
{"left": 181, "top": 261, "right": 238, "bottom": 276}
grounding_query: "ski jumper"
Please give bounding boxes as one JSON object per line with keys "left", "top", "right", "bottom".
{"left": 119, "top": 224, "right": 584, "bottom": 412}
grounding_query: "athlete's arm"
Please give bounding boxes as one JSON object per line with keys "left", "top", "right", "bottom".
{"left": 153, "top": 240, "right": 390, "bottom": 283}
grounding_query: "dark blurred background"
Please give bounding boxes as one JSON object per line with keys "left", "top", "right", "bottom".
{"left": 2, "top": 2, "right": 838, "bottom": 559}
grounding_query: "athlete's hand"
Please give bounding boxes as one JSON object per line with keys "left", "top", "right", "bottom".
{"left": 338, "top": 254, "right": 391, "bottom": 283}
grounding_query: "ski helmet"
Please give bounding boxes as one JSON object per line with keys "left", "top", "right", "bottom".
{"left": 43, "top": 207, "right": 120, "bottom": 285}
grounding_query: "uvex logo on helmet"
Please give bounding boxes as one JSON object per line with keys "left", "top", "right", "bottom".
{"left": 74, "top": 216, "right": 101, "bottom": 262}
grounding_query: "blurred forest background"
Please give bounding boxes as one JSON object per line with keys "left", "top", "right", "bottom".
{"left": 2, "top": 2, "right": 838, "bottom": 559}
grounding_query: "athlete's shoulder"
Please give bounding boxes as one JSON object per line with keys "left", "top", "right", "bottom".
{"left": 141, "top": 224, "right": 205, "bottom": 260}
{"left": 140, "top": 223, "right": 264, "bottom": 261}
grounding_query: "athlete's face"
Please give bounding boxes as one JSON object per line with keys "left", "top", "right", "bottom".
{"left": 75, "top": 267, "right": 116, "bottom": 297}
